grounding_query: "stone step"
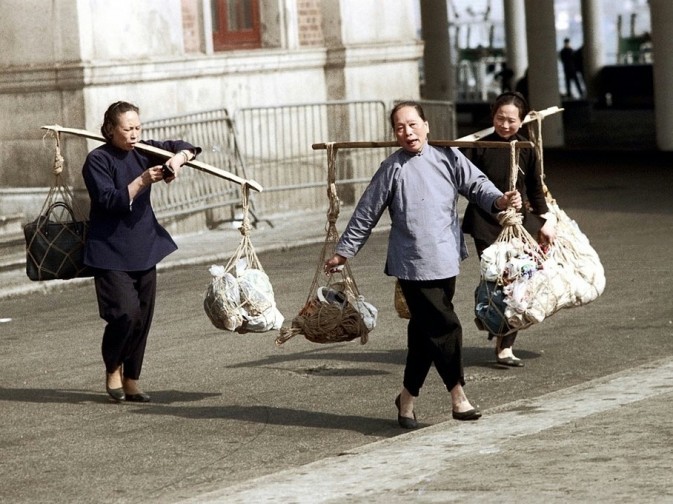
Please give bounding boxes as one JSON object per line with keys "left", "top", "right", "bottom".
{"left": 0, "top": 231, "right": 27, "bottom": 273}
{"left": 0, "top": 214, "right": 24, "bottom": 236}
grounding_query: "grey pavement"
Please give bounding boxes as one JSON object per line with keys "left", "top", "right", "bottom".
{"left": 186, "top": 359, "right": 673, "bottom": 503}
{"left": 2, "top": 124, "right": 673, "bottom": 502}
{"left": 0, "top": 205, "right": 358, "bottom": 301}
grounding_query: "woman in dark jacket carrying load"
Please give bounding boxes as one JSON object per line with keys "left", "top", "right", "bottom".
{"left": 462, "top": 91, "right": 556, "bottom": 367}
{"left": 82, "top": 101, "right": 201, "bottom": 403}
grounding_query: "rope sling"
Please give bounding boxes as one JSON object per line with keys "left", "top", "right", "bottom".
{"left": 275, "top": 143, "right": 375, "bottom": 345}
{"left": 475, "top": 140, "right": 553, "bottom": 335}
{"left": 204, "top": 183, "right": 284, "bottom": 333}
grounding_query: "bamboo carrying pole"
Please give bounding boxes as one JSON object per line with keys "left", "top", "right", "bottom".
{"left": 455, "top": 106, "right": 564, "bottom": 142}
{"left": 41, "top": 124, "right": 263, "bottom": 193}
{"left": 312, "top": 140, "right": 534, "bottom": 150}
{"left": 312, "top": 106, "right": 562, "bottom": 151}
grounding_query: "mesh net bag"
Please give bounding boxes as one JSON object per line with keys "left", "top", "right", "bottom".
{"left": 474, "top": 114, "right": 606, "bottom": 335}
{"left": 24, "top": 131, "right": 93, "bottom": 281}
{"left": 275, "top": 143, "right": 377, "bottom": 345}
{"left": 474, "top": 140, "right": 574, "bottom": 334}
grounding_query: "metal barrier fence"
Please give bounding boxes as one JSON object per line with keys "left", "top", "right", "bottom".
{"left": 142, "top": 109, "right": 245, "bottom": 225}
{"left": 144, "top": 99, "right": 455, "bottom": 227}
{"left": 233, "top": 100, "right": 391, "bottom": 215}
{"left": 417, "top": 99, "right": 457, "bottom": 141}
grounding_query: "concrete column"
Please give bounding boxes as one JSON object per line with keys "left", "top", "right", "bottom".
{"left": 524, "top": 0, "right": 563, "bottom": 146}
{"left": 503, "top": 0, "right": 528, "bottom": 85}
{"left": 580, "top": 0, "right": 605, "bottom": 100}
{"left": 650, "top": 0, "right": 673, "bottom": 150}
{"left": 419, "top": 0, "right": 454, "bottom": 101}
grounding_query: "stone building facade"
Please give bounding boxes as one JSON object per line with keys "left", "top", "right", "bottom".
{"left": 0, "top": 0, "right": 422, "bottom": 218}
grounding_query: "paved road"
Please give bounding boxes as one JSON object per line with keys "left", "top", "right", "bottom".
{"left": 1, "top": 149, "right": 672, "bottom": 503}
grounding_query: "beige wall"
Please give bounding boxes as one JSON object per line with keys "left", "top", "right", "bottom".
{"left": 0, "top": 0, "right": 422, "bottom": 218}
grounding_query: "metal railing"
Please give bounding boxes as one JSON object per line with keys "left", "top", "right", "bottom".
{"left": 233, "top": 100, "right": 392, "bottom": 215}
{"left": 143, "top": 99, "right": 455, "bottom": 227}
{"left": 142, "top": 109, "right": 245, "bottom": 225}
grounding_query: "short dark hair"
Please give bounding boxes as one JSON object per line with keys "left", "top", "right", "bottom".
{"left": 491, "top": 91, "right": 529, "bottom": 121}
{"left": 390, "top": 101, "right": 426, "bottom": 129}
{"left": 101, "top": 101, "right": 140, "bottom": 141}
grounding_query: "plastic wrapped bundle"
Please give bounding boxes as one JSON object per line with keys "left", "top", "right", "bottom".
{"left": 204, "top": 261, "right": 284, "bottom": 333}
{"left": 204, "top": 266, "right": 243, "bottom": 331}
{"left": 474, "top": 205, "right": 549, "bottom": 334}
{"left": 474, "top": 280, "right": 512, "bottom": 335}
{"left": 203, "top": 184, "right": 284, "bottom": 334}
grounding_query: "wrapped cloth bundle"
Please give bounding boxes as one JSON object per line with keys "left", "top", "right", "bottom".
{"left": 474, "top": 134, "right": 605, "bottom": 335}
{"left": 203, "top": 183, "right": 284, "bottom": 334}
{"left": 204, "top": 260, "right": 284, "bottom": 333}
{"left": 475, "top": 235, "right": 567, "bottom": 334}
{"left": 544, "top": 199, "right": 606, "bottom": 305}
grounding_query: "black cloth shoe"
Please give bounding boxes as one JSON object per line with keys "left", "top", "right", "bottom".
{"left": 125, "top": 392, "right": 151, "bottom": 403}
{"left": 452, "top": 408, "right": 482, "bottom": 421}
{"left": 395, "top": 394, "right": 418, "bottom": 429}
{"left": 105, "top": 386, "right": 125, "bottom": 402}
{"left": 496, "top": 356, "right": 524, "bottom": 367}
{"left": 106, "top": 371, "right": 125, "bottom": 402}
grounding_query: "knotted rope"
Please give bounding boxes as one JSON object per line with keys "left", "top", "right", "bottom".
{"left": 225, "top": 183, "right": 262, "bottom": 272}
{"left": 493, "top": 140, "right": 545, "bottom": 257}
{"left": 36, "top": 130, "right": 86, "bottom": 219}
{"left": 52, "top": 132, "right": 65, "bottom": 176}
{"left": 276, "top": 142, "right": 369, "bottom": 345}
{"left": 526, "top": 110, "right": 554, "bottom": 201}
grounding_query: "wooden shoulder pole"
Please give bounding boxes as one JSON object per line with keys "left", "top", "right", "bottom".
{"left": 41, "top": 124, "right": 263, "bottom": 193}
{"left": 455, "top": 106, "right": 564, "bottom": 142}
{"left": 312, "top": 140, "right": 533, "bottom": 150}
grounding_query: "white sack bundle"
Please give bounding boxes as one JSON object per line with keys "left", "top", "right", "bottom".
{"left": 204, "top": 261, "right": 284, "bottom": 333}
{"left": 204, "top": 265, "right": 243, "bottom": 331}
{"left": 546, "top": 199, "right": 606, "bottom": 305}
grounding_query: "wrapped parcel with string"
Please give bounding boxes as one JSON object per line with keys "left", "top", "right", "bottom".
{"left": 204, "top": 185, "right": 283, "bottom": 333}
{"left": 204, "top": 260, "right": 284, "bottom": 333}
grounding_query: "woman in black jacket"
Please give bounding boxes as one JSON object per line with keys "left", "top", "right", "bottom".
{"left": 462, "top": 92, "right": 556, "bottom": 367}
{"left": 83, "top": 101, "right": 201, "bottom": 402}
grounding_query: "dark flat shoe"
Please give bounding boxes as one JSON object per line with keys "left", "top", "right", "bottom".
{"left": 125, "top": 392, "right": 151, "bottom": 403}
{"left": 106, "top": 386, "right": 125, "bottom": 402}
{"left": 496, "top": 356, "right": 524, "bottom": 367}
{"left": 452, "top": 408, "right": 482, "bottom": 421}
{"left": 395, "top": 394, "right": 418, "bottom": 429}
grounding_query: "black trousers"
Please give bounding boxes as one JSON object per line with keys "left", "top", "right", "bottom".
{"left": 474, "top": 238, "right": 517, "bottom": 349}
{"left": 94, "top": 267, "right": 157, "bottom": 379}
{"left": 398, "top": 277, "right": 465, "bottom": 397}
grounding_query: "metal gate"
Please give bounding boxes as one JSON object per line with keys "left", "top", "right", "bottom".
{"left": 232, "top": 100, "right": 392, "bottom": 215}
